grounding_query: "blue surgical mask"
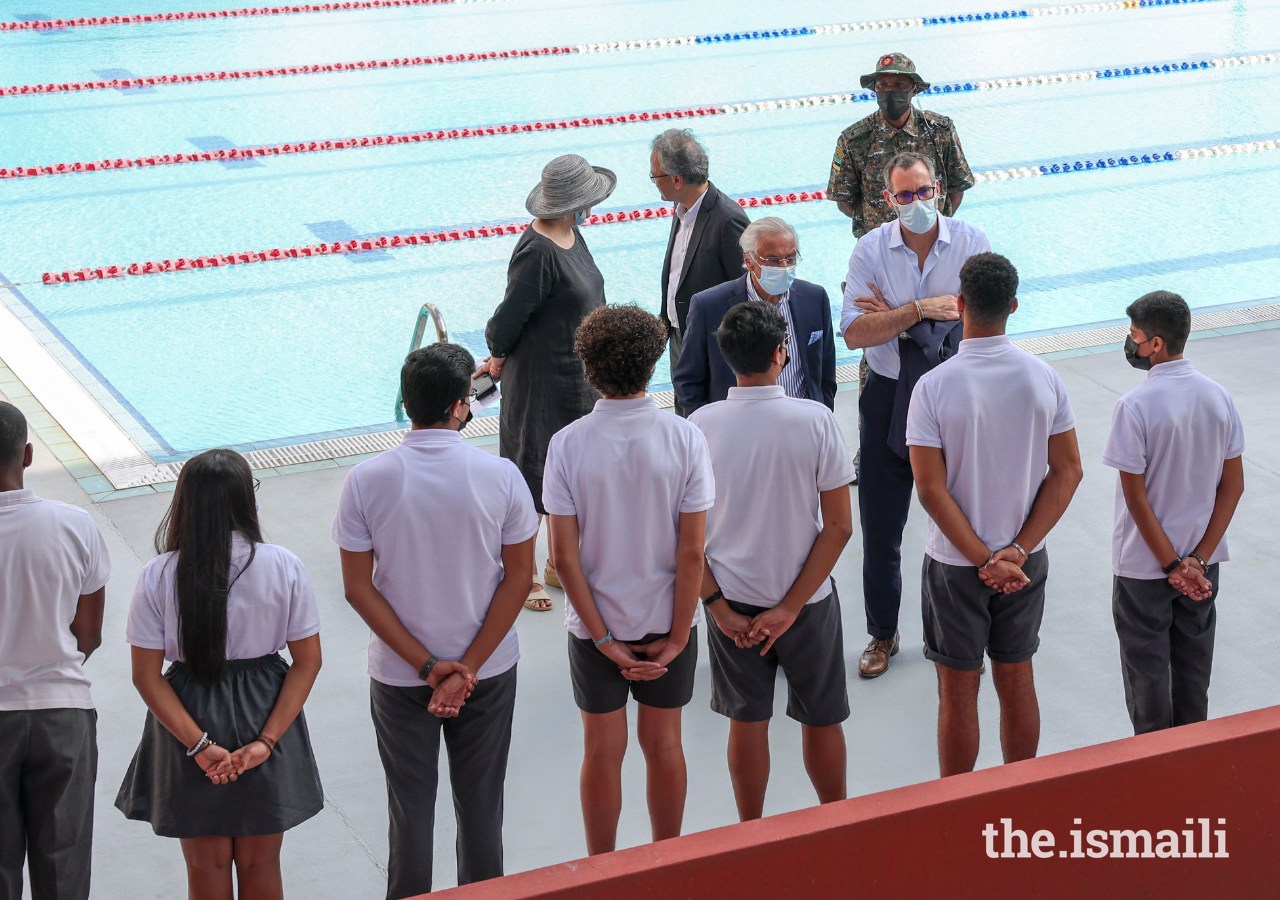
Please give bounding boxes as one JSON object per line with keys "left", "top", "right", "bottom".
{"left": 755, "top": 264, "right": 796, "bottom": 295}
{"left": 895, "top": 195, "right": 938, "bottom": 234}
{"left": 574, "top": 210, "right": 587, "bottom": 227}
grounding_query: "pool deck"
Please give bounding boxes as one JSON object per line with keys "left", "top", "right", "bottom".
{"left": 6, "top": 324, "right": 1280, "bottom": 899}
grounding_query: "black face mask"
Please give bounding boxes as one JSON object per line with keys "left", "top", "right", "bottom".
{"left": 1124, "top": 335, "right": 1154, "bottom": 371}
{"left": 877, "top": 89, "right": 913, "bottom": 121}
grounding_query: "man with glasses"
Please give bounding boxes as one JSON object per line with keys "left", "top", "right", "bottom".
{"left": 841, "top": 150, "right": 990, "bottom": 679}
{"left": 673, "top": 217, "right": 837, "bottom": 416}
{"left": 651, "top": 128, "right": 750, "bottom": 416}
{"left": 827, "top": 53, "right": 974, "bottom": 239}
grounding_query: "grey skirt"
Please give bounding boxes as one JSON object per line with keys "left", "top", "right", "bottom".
{"left": 115, "top": 653, "right": 324, "bottom": 838}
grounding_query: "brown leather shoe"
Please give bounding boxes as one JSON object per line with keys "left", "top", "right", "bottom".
{"left": 858, "top": 630, "right": 900, "bottom": 678}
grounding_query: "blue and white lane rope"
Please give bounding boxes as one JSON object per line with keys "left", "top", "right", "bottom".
{"left": 577, "top": 0, "right": 1224, "bottom": 53}
{"left": 717, "top": 52, "right": 1279, "bottom": 114}
{"left": 973, "top": 135, "right": 1279, "bottom": 183}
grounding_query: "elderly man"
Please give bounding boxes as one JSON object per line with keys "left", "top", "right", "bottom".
{"left": 828, "top": 53, "right": 975, "bottom": 238}
{"left": 652, "top": 128, "right": 750, "bottom": 416}
{"left": 842, "top": 150, "right": 990, "bottom": 678}
{"left": 673, "top": 217, "right": 836, "bottom": 415}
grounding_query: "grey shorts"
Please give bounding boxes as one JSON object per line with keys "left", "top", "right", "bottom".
{"left": 568, "top": 628, "right": 699, "bottom": 714}
{"left": 921, "top": 550, "right": 1048, "bottom": 671}
{"left": 707, "top": 588, "right": 849, "bottom": 727}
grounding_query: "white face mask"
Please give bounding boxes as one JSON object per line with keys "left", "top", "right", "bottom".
{"left": 755, "top": 263, "right": 796, "bottom": 295}
{"left": 894, "top": 195, "right": 938, "bottom": 234}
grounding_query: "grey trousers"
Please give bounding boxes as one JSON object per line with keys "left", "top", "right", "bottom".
{"left": 370, "top": 667, "right": 517, "bottom": 899}
{"left": 668, "top": 328, "right": 686, "bottom": 418}
{"left": 0, "top": 708, "right": 97, "bottom": 900}
{"left": 1112, "top": 567, "right": 1218, "bottom": 735}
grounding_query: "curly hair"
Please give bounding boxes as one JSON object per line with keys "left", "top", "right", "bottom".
{"left": 574, "top": 304, "right": 668, "bottom": 397}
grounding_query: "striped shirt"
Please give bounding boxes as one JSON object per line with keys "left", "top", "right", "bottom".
{"left": 745, "top": 275, "right": 808, "bottom": 400}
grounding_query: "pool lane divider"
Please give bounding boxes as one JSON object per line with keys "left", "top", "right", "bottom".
{"left": 0, "top": 0, "right": 498, "bottom": 32}
{"left": 36, "top": 136, "right": 1280, "bottom": 286}
{"left": 0, "top": 0, "right": 1227, "bottom": 95}
{"left": 2, "top": 51, "right": 1274, "bottom": 181}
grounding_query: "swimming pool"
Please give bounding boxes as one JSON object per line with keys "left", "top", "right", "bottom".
{"left": 1, "top": 0, "right": 1278, "bottom": 461}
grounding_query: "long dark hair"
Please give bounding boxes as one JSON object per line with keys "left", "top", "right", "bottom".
{"left": 154, "top": 449, "right": 262, "bottom": 686}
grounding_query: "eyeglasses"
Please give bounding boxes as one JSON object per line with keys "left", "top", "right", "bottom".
{"left": 648, "top": 172, "right": 673, "bottom": 182}
{"left": 751, "top": 252, "right": 802, "bottom": 267}
{"left": 252, "top": 478, "right": 261, "bottom": 493}
{"left": 888, "top": 186, "right": 937, "bottom": 205}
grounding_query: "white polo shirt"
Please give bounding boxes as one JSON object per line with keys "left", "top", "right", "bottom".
{"left": 332, "top": 429, "right": 539, "bottom": 684}
{"left": 126, "top": 535, "right": 320, "bottom": 660}
{"left": 841, "top": 216, "right": 991, "bottom": 380}
{"left": 906, "top": 335, "right": 1076, "bottom": 566}
{"left": 691, "top": 386, "right": 854, "bottom": 609}
{"left": 0, "top": 489, "right": 110, "bottom": 711}
{"left": 543, "top": 396, "right": 716, "bottom": 641}
{"left": 1102, "top": 359, "right": 1245, "bottom": 580}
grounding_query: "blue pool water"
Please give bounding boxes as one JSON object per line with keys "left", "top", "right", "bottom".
{"left": 1, "top": 0, "right": 1278, "bottom": 457}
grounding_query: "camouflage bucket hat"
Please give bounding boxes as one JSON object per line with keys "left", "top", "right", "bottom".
{"left": 860, "top": 52, "right": 930, "bottom": 91}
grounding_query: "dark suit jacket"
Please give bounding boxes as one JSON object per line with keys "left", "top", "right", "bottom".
{"left": 672, "top": 274, "right": 838, "bottom": 415}
{"left": 660, "top": 181, "right": 751, "bottom": 332}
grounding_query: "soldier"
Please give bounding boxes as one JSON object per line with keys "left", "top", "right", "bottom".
{"left": 828, "top": 53, "right": 975, "bottom": 239}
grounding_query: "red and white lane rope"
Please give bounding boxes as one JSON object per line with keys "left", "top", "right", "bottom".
{"left": 0, "top": 0, "right": 1218, "bottom": 34}
{"left": 33, "top": 133, "right": 1280, "bottom": 285}
{"left": 4, "top": 51, "right": 1275, "bottom": 182}
{"left": 39, "top": 190, "right": 829, "bottom": 284}
{"left": 0, "top": 0, "right": 499, "bottom": 32}
{"left": 0, "top": 1, "right": 1229, "bottom": 95}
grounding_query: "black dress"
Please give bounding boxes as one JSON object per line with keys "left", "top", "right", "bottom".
{"left": 486, "top": 226, "right": 604, "bottom": 513}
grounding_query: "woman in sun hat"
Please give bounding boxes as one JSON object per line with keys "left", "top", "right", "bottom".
{"left": 479, "top": 154, "right": 616, "bottom": 612}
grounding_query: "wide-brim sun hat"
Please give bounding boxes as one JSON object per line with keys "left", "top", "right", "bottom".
{"left": 525, "top": 154, "right": 617, "bottom": 219}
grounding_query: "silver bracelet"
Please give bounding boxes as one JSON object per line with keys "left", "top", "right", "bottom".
{"left": 1010, "top": 541, "right": 1028, "bottom": 561}
{"left": 186, "top": 732, "right": 210, "bottom": 757}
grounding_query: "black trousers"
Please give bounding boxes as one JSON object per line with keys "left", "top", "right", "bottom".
{"left": 858, "top": 370, "right": 915, "bottom": 640}
{"left": 1112, "top": 568, "right": 1218, "bottom": 735}
{"left": 0, "top": 708, "right": 96, "bottom": 900}
{"left": 370, "top": 667, "right": 517, "bottom": 899}
{"left": 668, "top": 328, "right": 686, "bottom": 418}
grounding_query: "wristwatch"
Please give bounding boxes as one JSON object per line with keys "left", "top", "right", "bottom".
{"left": 702, "top": 590, "right": 724, "bottom": 606}
{"left": 1161, "top": 556, "right": 1183, "bottom": 575}
{"left": 418, "top": 655, "right": 439, "bottom": 682}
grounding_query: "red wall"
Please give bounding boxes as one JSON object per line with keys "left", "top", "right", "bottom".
{"left": 429, "top": 705, "right": 1280, "bottom": 899}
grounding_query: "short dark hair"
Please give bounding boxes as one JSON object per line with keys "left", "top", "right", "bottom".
{"left": 0, "top": 401, "right": 27, "bottom": 468}
{"left": 716, "top": 301, "right": 787, "bottom": 376}
{"left": 882, "top": 150, "right": 936, "bottom": 192}
{"left": 958, "top": 252, "right": 1019, "bottom": 325}
{"left": 575, "top": 305, "right": 667, "bottom": 397}
{"left": 400, "top": 343, "right": 475, "bottom": 427}
{"left": 1126, "top": 290, "right": 1191, "bottom": 355}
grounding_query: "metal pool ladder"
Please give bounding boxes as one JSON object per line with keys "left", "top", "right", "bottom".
{"left": 394, "top": 302, "right": 448, "bottom": 421}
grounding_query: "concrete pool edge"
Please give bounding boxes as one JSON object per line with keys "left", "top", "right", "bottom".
{"left": 2, "top": 299, "right": 1278, "bottom": 503}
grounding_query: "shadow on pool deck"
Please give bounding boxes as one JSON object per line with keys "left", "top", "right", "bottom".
{"left": 12, "top": 326, "right": 1280, "bottom": 899}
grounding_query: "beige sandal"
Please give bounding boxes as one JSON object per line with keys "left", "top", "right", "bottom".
{"left": 543, "top": 560, "right": 562, "bottom": 589}
{"left": 524, "top": 584, "right": 553, "bottom": 612}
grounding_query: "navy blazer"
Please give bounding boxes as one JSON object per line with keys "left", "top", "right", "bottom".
{"left": 672, "top": 274, "right": 837, "bottom": 415}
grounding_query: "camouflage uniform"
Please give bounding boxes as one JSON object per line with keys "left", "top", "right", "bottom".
{"left": 827, "top": 52, "right": 976, "bottom": 238}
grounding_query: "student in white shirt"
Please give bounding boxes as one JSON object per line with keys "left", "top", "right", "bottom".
{"left": 1103, "top": 291, "right": 1245, "bottom": 735}
{"left": 116, "top": 448, "right": 324, "bottom": 900}
{"left": 334, "top": 343, "right": 537, "bottom": 899}
{"left": 543, "top": 304, "right": 714, "bottom": 856}
{"left": 690, "top": 302, "right": 855, "bottom": 822}
{"left": 0, "top": 401, "right": 109, "bottom": 900}
{"left": 906, "top": 253, "right": 1082, "bottom": 777}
